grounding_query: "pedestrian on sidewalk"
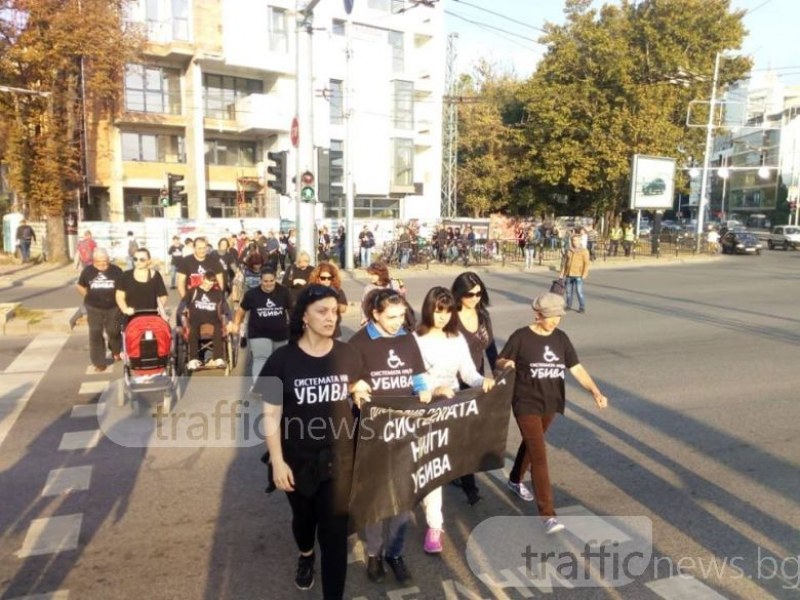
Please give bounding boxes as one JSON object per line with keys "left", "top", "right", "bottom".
{"left": 74, "top": 230, "right": 97, "bottom": 270}
{"left": 126, "top": 231, "right": 139, "bottom": 270}
{"left": 560, "top": 235, "right": 591, "bottom": 313}
{"left": 76, "top": 248, "right": 124, "bottom": 372}
{"left": 15, "top": 219, "right": 36, "bottom": 263}
{"left": 497, "top": 292, "right": 608, "bottom": 536}
{"left": 167, "top": 236, "right": 184, "bottom": 289}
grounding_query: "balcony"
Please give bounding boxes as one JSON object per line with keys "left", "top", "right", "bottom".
{"left": 203, "top": 93, "right": 293, "bottom": 135}
{"left": 135, "top": 19, "right": 196, "bottom": 60}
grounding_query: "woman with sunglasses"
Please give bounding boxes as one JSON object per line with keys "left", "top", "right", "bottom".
{"left": 255, "top": 284, "right": 369, "bottom": 598}
{"left": 116, "top": 248, "right": 168, "bottom": 319}
{"left": 413, "top": 286, "right": 495, "bottom": 554}
{"left": 449, "top": 271, "right": 498, "bottom": 505}
{"left": 309, "top": 262, "right": 348, "bottom": 338}
{"left": 347, "top": 288, "right": 430, "bottom": 586}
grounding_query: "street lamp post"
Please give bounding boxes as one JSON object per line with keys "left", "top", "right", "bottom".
{"left": 696, "top": 53, "right": 722, "bottom": 251}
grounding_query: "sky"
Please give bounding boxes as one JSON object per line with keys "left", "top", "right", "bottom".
{"left": 444, "top": 0, "right": 800, "bottom": 85}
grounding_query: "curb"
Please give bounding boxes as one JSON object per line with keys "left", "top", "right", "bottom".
{"left": 1, "top": 307, "right": 80, "bottom": 336}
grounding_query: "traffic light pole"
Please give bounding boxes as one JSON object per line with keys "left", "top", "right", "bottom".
{"left": 295, "top": 1, "right": 317, "bottom": 262}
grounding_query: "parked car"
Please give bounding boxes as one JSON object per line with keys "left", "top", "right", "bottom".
{"left": 642, "top": 178, "right": 666, "bottom": 195}
{"left": 721, "top": 230, "right": 763, "bottom": 255}
{"left": 766, "top": 225, "right": 800, "bottom": 250}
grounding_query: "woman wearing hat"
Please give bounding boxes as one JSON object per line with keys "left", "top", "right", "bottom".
{"left": 496, "top": 292, "right": 608, "bottom": 535}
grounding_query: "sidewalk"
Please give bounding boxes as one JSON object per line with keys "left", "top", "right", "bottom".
{"left": 0, "top": 252, "right": 719, "bottom": 336}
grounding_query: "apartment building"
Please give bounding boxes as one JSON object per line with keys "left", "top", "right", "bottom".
{"left": 83, "top": 0, "right": 445, "bottom": 224}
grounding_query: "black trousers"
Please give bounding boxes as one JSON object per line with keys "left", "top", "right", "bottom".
{"left": 285, "top": 480, "right": 349, "bottom": 600}
{"left": 188, "top": 315, "right": 223, "bottom": 360}
{"left": 86, "top": 305, "right": 122, "bottom": 368}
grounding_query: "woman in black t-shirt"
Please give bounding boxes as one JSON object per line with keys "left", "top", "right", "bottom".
{"left": 256, "top": 285, "right": 368, "bottom": 599}
{"left": 115, "top": 248, "right": 168, "bottom": 318}
{"left": 497, "top": 292, "right": 608, "bottom": 536}
{"left": 450, "top": 271, "right": 498, "bottom": 505}
{"left": 281, "top": 250, "right": 314, "bottom": 300}
{"left": 347, "top": 288, "right": 429, "bottom": 585}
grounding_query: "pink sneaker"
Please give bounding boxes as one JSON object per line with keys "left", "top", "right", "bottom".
{"left": 424, "top": 528, "right": 443, "bottom": 554}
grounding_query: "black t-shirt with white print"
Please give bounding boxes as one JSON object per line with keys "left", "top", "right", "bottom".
{"left": 78, "top": 264, "right": 123, "bottom": 309}
{"left": 347, "top": 326, "right": 426, "bottom": 399}
{"left": 498, "top": 327, "right": 579, "bottom": 416}
{"left": 258, "top": 340, "right": 363, "bottom": 451}
{"left": 178, "top": 255, "right": 220, "bottom": 290}
{"left": 240, "top": 284, "right": 293, "bottom": 341}
{"left": 184, "top": 287, "right": 224, "bottom": 324}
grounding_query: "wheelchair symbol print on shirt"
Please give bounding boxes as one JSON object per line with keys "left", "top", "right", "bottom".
{"left": 543, "top": 346, "right": 559, "bottom": 363}
{"left": 529, "top": 346, "right": 565, "bottom": 379}
{"left": 387, "top": 349, "right": 405, "bottom": 369}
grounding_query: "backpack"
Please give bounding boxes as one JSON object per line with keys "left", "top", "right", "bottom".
{"left": 77, "top": 239, "right": 94, "bottom": 265}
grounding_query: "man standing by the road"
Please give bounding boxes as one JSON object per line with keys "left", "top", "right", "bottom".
{"left": 560, "top": 234, "right": 591, "bottom": 313}
{"left": 76, "top": 248, "right": 124, "bottom": 372}
{"left": 176, "top": 237, "right": 224, "bottom": 300}
{"left": 359, "top": 225, "right": 375, "bottom": 268}
{"left": 15, "top": 219, "right": 36, "bottom": 263}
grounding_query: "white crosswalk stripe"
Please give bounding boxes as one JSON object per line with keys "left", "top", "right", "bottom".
{"left": 16, "top": 514, "right": 83, "bottom": 558}
{"left": 58, "top": 430, "right": 102, "bottom": 451}
{"left": 646, "top": 574, "right": 730, "bottom": 599}
{"left": 41, "top": 466, "right": 93, "bottom": 497}
{"left": 70, "top": 403, "right": 106, "bottom": 418}
{"left": 6, "top": 591, "right": 70, "bottom": 600}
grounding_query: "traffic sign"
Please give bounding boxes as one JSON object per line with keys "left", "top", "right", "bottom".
{"left": 291, "top": 117, "right": 299, "bottom": 148}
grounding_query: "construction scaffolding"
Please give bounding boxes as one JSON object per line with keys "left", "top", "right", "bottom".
{"left": 236, "top": 175, "right": 264, "bottom": 217}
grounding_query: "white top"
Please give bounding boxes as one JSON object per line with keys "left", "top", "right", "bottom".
{"left": 414, "top": 332, "right": 485, "bottom": 391}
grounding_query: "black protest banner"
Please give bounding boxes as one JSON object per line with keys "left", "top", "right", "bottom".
{"left": 349, "top": 368, "right": 514, "bottom": 530}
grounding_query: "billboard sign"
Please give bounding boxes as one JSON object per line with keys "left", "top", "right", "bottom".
{"left": 630, "top": 155, "right": 676, "bottom": 210}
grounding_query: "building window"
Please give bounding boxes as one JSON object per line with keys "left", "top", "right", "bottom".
{"left": 329, "top": 79, "right": 344, "bottom": 125}
{"left": 205, "top": 139, "right": 259, "bottom": 167}
{"left": 136, "top": 0, "right": 190, "bottom": 42}
{"left": 392, "top": 138, "right": 414, "bottom": 186}
{"left": 124, "top": 65, "right": 182, "bottom": 114}
{"left": 121, "top": 132, "right": 185, "bottom": 162}
{"left": 324, "top": 139, "right": 345, "bottom": 218}
{"left": 171, "top": 0, "right": 190, "bottom": 41}
{"left": 388, "top": 31, "right": 404, "bottom": 73}
{"left": 203, "top": 74, "right": 263, "bottom": 119}
{"left": 332, "top": 19, "right": 345, "bottom": 35}
{"left": 269, "top": 7, "right": 288, "bottom": 53}
{"left": 354, "top": 196, "right": 400, "bottom": 218}
{"left": 392, "top": 80, "right": 413, "bottom": 129}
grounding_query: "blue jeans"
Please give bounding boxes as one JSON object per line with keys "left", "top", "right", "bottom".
{"left": 360, "top": 247, "right": 371, "bottom": 268}
{"left": 399, "top": 248, "right": 410, "bottom": 269}
{"left": 364, "top": 512, "right": 410, "bottom": 558}
{"left": 565, "top": 276, "right": 585, "bottom": 311}
{"left": 249, "top": 337, "right": 287, "bottom": 382}
{"left": 170, "top": 264, "right": 178, "bottom": 288}
{"left": 19, "top": 239, "right": 32, "bottom": 262}
{"left": 524, "top": 247, "right": 536, "bottom": 268}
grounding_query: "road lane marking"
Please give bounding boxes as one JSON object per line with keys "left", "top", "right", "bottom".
{"left": 58, "top": 430, "right": 102, "bottom": 451}
{"left": 78, "top": 381, "right": 108, "bottom": 395}
{"left": 70, "top": 403, "right": 105, "bottom": 418}
{"left": 646, "top": 574, "right": 729, "bottom": 599}
{"left": 16, "top": 514, "right": 82, "bottom": 557}
{"left": 6, "top": 591, "right": 70, "bottom": 600}
{"left": 5, "top": 334, "right": 68, "bottom": 373}
{"left": 41, "top": 466, "right": 93, "bottom": 497}
{"left": 0, "top": 374, "right": 39, "bottom": 447}
{"left": 557, "top": 504, "right": 633, "bottom": 545}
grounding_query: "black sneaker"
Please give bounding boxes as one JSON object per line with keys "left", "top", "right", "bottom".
{"left": 466, "top": 488, "right": 482, "bottom": 506}
{"left": 366, "top": 555, "right": 385, "bottom": 582}
{"left": 385, "top": 555, "right": 412, "bottom": 584}
{"left": 295, "top": 552, "right": 315, "bottom": 590}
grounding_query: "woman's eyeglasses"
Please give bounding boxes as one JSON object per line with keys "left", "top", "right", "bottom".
{"left": 319, "top": 275, "right": 333, "bottom": 281}
{"left": 463, "top": 291, "right": 482, "bottom": 298}
{"left": 133, "top": 257, "right": 149, "bottom": 263}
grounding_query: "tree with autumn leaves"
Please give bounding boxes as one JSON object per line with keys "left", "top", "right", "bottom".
{"left": 456, "top": 0, "right": 751, "bottom": 223}
{"left": 0, "top": 0, "right": 140, "bottom": 261}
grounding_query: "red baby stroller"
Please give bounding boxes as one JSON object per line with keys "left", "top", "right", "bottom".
{"left": 119, "top": 310, "right": 178, "bottom": 416}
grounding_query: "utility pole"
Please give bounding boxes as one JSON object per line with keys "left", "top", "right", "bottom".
{"left": 294, "top": 0, "right": 320, "bottom": 260}
{"left": 696, "top": 52, "right": 721, "bottom": 252}
{"left": 343, "top": 16, "right": 355, "bottom": 271}
{"left": 441, "top": 33, "right": 458, "bottom": 218}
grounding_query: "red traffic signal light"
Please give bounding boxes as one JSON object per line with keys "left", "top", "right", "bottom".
{"left": 301, "top": 171, "right": 314, "bottom": 185}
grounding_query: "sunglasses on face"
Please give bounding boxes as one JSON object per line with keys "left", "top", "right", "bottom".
{"left": 319, "top": 275, "right": 333, "bottom": 281}
{"left": 463, "top": 291, "right": 482, "bottom": 298}
{"left": 134, "top": 257, "right": 149, "bottom": 263}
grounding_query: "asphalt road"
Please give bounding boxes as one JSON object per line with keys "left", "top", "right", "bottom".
{"left": 1, "top": 251, "right": 799, "bottom": 600}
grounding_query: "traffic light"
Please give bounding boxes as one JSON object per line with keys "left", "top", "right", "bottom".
{"left": 267, "top": 151, "right": 287, "bottom": 194}
{"left": 300, "top": 170, "right": 316, "bottom": 203}
{"left": 167, "top": 173, "right": 186, "bottom": 205}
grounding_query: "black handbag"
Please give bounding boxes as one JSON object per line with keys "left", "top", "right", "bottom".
{"left": 550, "top": 277, "right": 567, "bottom": 296}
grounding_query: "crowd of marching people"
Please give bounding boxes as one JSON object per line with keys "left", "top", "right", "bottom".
{"left": 73, "top": 227, "right": 609, "bottom": 599}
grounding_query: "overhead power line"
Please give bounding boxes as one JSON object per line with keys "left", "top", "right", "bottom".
{"left": 452, "top": 0, "right": 548, "bottom": 34}
{"left": 444, "top": 10, "right": 541, "bottom": 49}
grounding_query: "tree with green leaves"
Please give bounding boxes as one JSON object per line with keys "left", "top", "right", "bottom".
{"left": 513, "top": 0, "right": 751, "bottom": 225}
{"left": 0, "top": 0, "right": 140, "bottom": 261}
